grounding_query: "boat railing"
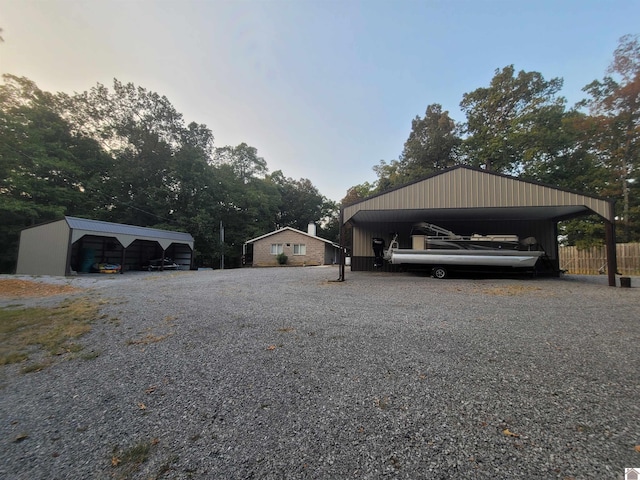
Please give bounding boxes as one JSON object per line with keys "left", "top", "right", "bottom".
{"left": 412, "top": 222, "right": 461, "bottom": 238}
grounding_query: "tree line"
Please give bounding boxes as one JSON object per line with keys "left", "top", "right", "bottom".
{"left": 0, "top": 77, "right": 340, "bottom": 272}
{"left": 1, "top": 35, "right": 637, "bottom": 272}
{"left": 343, "top": 34, "right": 639, "bottom": 248}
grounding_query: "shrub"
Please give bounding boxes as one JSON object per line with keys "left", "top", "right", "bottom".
{"left": 276, "top": 253, "right": 288, "bottom": 265}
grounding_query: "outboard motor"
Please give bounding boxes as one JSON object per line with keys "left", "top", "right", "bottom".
{"left": 372, "top": 237, "right": 385, "bottom": 268}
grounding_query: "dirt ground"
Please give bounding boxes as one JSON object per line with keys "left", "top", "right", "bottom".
{"left": 0, "top": 279, "right": 83, "bottom": 298}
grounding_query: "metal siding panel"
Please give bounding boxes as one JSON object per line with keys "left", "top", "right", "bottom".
{"left": 517, "top": 180, "right": 526, "bottom": 206}
{"left": 542, "top": 185, "right": 551, "bottom": 205}
{"left": 442, "top": 173, "right": 451, "bottom": 208}
{"left": 501, "top": 174, "right": 508, "bottom": 206}
{"left": 342, "top": 167, "right": 615, "bottom": 224}
{"left": 17, "top": 220, "right": 70, "bottom": 275}
{"left": 544, "top": 186, "right": 552, "bottom": 206}
{"left": 459, "top": 170, "right": 468, "bottom": 207}
{"left": 489, "top": 174, "right": 498, "bottom": 206}
{"left": 431, "top": 176, "right": 439, "bottom": 207}
{"left": 451, "top": 171, "right": 458, "bottom": 207}
{"left": 495, "top": 174, "right": 503, "bottom": 206}
{"left": 470, "top": 172, "right": 478, "bottom": 207}
{"left": 515, "top": 180, "right": 524, "bottom": 206}
{"left": 506, "top": 176, "right": 513, "bottom": 206}
{"left": 352, "top": 222, "right": 405, "bottom": 256}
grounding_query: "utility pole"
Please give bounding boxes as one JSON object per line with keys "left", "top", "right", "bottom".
{"left": 220, "top": 220, "right": 224, "bottom": 270}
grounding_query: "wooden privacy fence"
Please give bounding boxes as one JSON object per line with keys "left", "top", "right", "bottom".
{"left": 559, "top": 243, "right": 640, "bottom": 275}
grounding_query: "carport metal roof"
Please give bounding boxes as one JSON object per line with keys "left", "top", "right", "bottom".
{"left": 66, "top": 216, "right": 194, "bottom": 250}
{"left": 343, "top": 166, "right": 614, "bottom": 225}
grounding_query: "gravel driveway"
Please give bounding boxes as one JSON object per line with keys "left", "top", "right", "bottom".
{"left": 1, "top": 267, "right": 639, "bottom": 479}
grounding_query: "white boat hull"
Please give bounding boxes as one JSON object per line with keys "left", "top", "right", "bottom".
{"left": 387, "top": 249, "right": 544, "bottom": 268}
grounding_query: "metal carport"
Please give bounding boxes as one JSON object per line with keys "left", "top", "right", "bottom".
{"left": 339, "top": 166, "right": 617, "bottom": 286}
{"left": 16, "top": 216, "right": 194, "bottom": 276}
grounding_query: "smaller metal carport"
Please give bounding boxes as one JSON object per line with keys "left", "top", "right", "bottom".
{"left": 16, "top": 216, "right": 194, "bottom": 276}
{"left": 339, "top": 166, "right": 618, "bottom": 286}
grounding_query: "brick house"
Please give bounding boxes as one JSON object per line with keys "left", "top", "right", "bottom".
{"left": 243, "top": 224, "right": 341, "bottom": 267}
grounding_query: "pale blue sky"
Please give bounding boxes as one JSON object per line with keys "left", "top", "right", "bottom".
{"left": 1, "top": 0, "right": 638, "bottom": 202}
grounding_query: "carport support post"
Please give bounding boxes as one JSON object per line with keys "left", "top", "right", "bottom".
{"left": 605, "top": 219, "right": 617, "bottom": 287}
{"left": 338, "top": 208, "right": 345, "bottom": 281}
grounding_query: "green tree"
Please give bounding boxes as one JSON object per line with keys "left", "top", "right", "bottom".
{"left": 460, "top": 65, "right": 566, "bottom": 173}
{"left": 0, "top": 75, "right": 110, "bottom": 272}
{"left": 341, "top": 182, "right": 376, "bottom": 205}
{"left": 60, "top": 80, "right": 189, "bottom": 227}
{"left": 213, "top": 143, "right": 268, "bottom": 183}
{"left": 397, "top": 104, "right": 461, "bottom": 179}
{"left": 580, "top": 34, "right": 640, "bottom": 242}
{"left": 268, "top": 171, "right": 332, "bottom": 232}
{"left": 371, "top": 105, "right": 460, "bottom": 192}
{"left": 168, "top": 122, "right": 222, "bottom": 265}
{"left": 194, "top": 142, "right": 281, "bottom": 266}
{"left": 527, "top": 111, "right": 612, "bottom": 248}
{"left": 210, "top": 143, "right": 281, "bottom": 265}
{"left": 522, "top": 110, "right": 608, "bottom": 192}
{"left": 372, "top": 159, "right": 403, "bottom": 192}
{"left": 1, "top": 74, "right": 342, "bottom": 270}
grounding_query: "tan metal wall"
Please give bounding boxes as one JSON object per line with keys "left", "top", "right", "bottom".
{"left": 352, "top": 222, "right": 413, "bottom": 256}
{"left": 16, "top": 219, "right": 70, "bottom": 276}
{"left": 344, "top": 168, "right": 614, "bottom": 222}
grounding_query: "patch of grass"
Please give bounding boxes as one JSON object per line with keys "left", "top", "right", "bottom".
{"left": 156, "top": 454, "right": 179, "bottom": 477}
{"left": 21, "top": 361, "right": 51, "bottom": 374}
{"left": 2, "top": 351, "right": 28, "bottom": 364}
{"left": 81, "top": 350, "right": 101, "bottom": 360}
{"left": 111, "top": 440, "right": 154, "bottom": 479}
{"left": 0, "top": 297, "right": 100, "bottom": 370}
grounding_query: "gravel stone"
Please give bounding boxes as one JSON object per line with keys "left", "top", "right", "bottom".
{"left": 0, "top": 268, "right": 638, "bottom": 479}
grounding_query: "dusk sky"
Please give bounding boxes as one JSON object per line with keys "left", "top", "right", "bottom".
{"left": 1, "top": 0, "right": 638, "bottom": 202}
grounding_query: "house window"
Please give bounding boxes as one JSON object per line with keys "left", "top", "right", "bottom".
{"left": 293, "top": 244, "right": 306, "bottom": 255}
{"left": 270, "top": 244, "right": 283, "bottom": 255}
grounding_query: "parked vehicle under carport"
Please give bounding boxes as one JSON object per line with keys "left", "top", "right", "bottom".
{"left": 143, "top": 258, "right": 179, "bottom": 271}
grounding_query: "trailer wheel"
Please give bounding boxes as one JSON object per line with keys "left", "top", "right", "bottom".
{"left": 432, "top": 266, "right": 448, "bottom": 279}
